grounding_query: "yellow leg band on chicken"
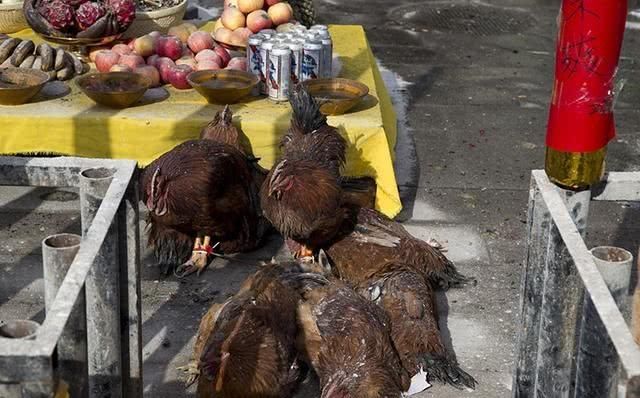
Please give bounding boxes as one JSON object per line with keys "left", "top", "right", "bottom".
{"left": 0, "top": 25, "right": 402, "bottom": 217}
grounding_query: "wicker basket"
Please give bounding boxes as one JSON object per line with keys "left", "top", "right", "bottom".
{"left": 122, "top": 0, "right": 187, "bottom": 39}
{"left": 0, "top": 1, "right": 28, "bottom": 34}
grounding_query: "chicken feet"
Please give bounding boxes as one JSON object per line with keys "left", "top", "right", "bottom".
{"left": 177, "top": 361, "right": 200, "bottom": 387}
{"left": 175, "top": 236, "right": 216, "bottom": 278}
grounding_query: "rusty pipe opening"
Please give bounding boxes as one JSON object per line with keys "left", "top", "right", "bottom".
{"left": 80, "top": 167, "right": 116, "bottom": 180}
{"left": 0, "top": 319, "right": 39, "bottom": 340}
{"left": 43, "top": 233, "right": 81, "bottom": 250}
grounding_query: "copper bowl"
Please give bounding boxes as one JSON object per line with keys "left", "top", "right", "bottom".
{"left": 188, "top": 69, "right": 258, "bottom": 104}
{"left": 302, "top": 78, "right": 369, "bottom": 115}
{"left": 0, "top": 67, "right": 49, "bottom": 105}
{"left": 76, "top": 72, "right": 151, "bottom": 108}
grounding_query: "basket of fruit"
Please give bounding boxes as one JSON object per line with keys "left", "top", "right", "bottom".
{"left": 213, "top": 0, "right": 306, "bottom": 48}
{"left": 23, "top": 0, "right": 136, "bottom": 48}
{"left": 122, "top": 0, "right": 187, "bottom": 39}
{"left": 0, "top": 0, "right": 29, "bottom": 34}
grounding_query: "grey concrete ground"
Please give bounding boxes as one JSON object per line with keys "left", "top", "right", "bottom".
{"left": 2, "top": 0, "right": 640, "bottom": 397}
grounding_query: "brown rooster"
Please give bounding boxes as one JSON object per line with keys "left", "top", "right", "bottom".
{"left": 141, "top": 108, "right": 268, "bottom": 276}
{"left": 184, "top": 262, "right": 306, "bottom": 397}
{"left": 261, "top": 86, "right": 348, "bottom": 259}
{"left": 356, "top": 261, "right": 476, "bottom": 390}
{"left": 326, "top": 206, "right": 474, "bottom": 290}
{"left": 200, "top": 105, "right": 250, "bottom": 156}
{"left": 294, "top": 261, "right": 410, "bottom": 398}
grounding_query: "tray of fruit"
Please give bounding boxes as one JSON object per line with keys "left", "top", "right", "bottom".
{"left": 23, "top": 0, "right": 136, "bottom": 43}
{"left": 92, "top": 23, "right": 247, "bottom": 91}
{"left": 213, "top": 0, "right": 295, "bottom": 48}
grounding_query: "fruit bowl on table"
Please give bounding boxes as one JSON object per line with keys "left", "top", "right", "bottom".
{"left": 23, "top": 0, "right": 136, "bottom": 58}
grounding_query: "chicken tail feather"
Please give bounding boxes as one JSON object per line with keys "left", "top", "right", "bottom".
{"left": 421, "top": 355, "right": 477, "bottom": 390}
{"left": 289, "top": 84, "right": 327, "bottom": 134}
{"left": 427, "top": 258, "right": 476, "bottom": 290}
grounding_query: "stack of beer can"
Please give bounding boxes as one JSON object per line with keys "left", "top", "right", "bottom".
{"left": 246, "top": 24, "right": 333, "bottom": 101}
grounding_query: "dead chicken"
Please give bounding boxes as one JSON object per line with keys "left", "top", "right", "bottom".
{"left": 182, "top": 263, "right": 305, "bottom": 397}
{"left": 294, "top": 262, "right": 410, "bottom": 398}
{"left": 357, "top": 261, "right": 477, "bottom": 390}
{"left": 326, "top": 206, "right": 474, "bottom": 290}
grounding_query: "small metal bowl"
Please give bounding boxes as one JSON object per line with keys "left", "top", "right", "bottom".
{"left": 188, "top": 69, "right": 259, "bottom": 104}
{"left": 76, "top": 72, "right": 151, "bottom": 108}
{"left": 0, "top": 67, "right": 49, "bottom": 105}
{"left": 302, "top": 78, "right": 370, "bottom": 115}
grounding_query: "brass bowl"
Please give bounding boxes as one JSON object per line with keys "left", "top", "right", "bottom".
{"left": 188, "top": 69, "right": 258, "bottom": 104}
{"left": 0, "top": 67, "right": 49, "bottom": 105}
{"left": 76, "top": 72, "right": 151, "bottom": 108}
{"left": 39, "top": 34, "right": 122, "bottom": 47}
{"left": 302, "top": 78, "right": 369, "bottom": 115}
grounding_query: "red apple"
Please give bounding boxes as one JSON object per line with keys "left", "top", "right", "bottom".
{"left": 187, "top": 31, "right": 215, "bottom": 53}
{"left": 155, "top": 36, "right": 183, "bottom": 61}
{"left": 110, "top": 64, "right": 133, "bottom": 72}
{"left": 89, "top": 46, "right": 110, "bottom": 62}
{"left": 215, "top": 28, "right": 233, "bottom": 45}
{"left": 265, "top": 0, "right": 279, "bottom": 5}
{"left": 213, "top": 45, "right": 231, "bottom": 67}
{"left": 148, "top": 31, "right": 162, "bottom": 39}
{"left": 119, "top": 54, "right": 145, "bottom": 69}
{"left": 95, "top": 50, "right": 121, "bottom": 73}
{"left": 246, "top": 10, "right": 272, "bottom": 33}
{"left": 168, "top": 64, "right": 193, "bottom": 89}
{"left": 146, "top": 54, "right": 160, "bottom": 67}
{"left": 176, "top": 56, "right": 197, "bottom": 70}
{"left": 267, "top": 2, "right": 292, "bottom": 25}
{"left": 134, "top": 65, "right": 161, "bottom": 87}
{"left": 133, "top": 35, "right": 156, "bottom": 57}
{"left": 197, "top": 60, "right": 221, "bottom": 71}
{"left": 221, "top": 7, "right": 245, "bottom": 30}
{"left": 195, "top": 49, "right": 222, "bottom": 65}
{"left": 226, "top": 57, "right": 247, "bottom": 71}
{"left": 181, "top": 45, "right": 194, "bottom": 58}
{"left": 112, "top": 43, "right": 132, "bottom": 55}
{"left": 156, "top": 57, "right": 176, "bottom": 83}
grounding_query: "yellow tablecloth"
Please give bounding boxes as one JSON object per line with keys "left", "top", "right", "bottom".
{"left": 0, "top": 25, "right": 402, "bottom": 217}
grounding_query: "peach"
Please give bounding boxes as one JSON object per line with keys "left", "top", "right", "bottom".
{"left": 215, "top": 27, "right": 234, "bottom": 44}
{"left": 238, "top": 0, "right": 263, "bottom": 13}
{"left": 148, "top": 31, "right": 162, "bottom": 39}
{"left": 230, "top": 27, "right": 252, "bottom": 46}
{"left": 134, "top": 65, "right": 161, "bottom": 87}
{"left": 213, "top": 18, "right": 225, "bottom": 33}
{"left": 187, "top": 31, "right": 215, "bottom": 53}
{"left": 246, "top": 10, "right": 272, "bottom": 33}
{"left": 95, "top": 50, "right": 121, "bottom": 73}
{"left": 221, "top": 7, "right": 245, "bottom": 30}
{"left": 119, "top": 54, "right": 145, "bottom": 69}
{"left": 267, "top": 2, "right": 292, "bottom": 25}
{"left": 89, "top": 46, "right": 110, "bottom": 62}
{"left": 224, "top": 0, "right": 238, "bottom": 8}
{"left": 180, "top": 22, "right": 198, "bottom": 35}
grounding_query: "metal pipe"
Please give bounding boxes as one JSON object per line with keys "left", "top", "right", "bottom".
{"left": 574, "top": 246, "right": 634, "bottom": 398}
{"left": 42, "top": 233, "right": 87, "bottom": 398}
{"left": 80, "top": 167, "right": 123, "bottom": 398}
{"left": 534, "top": 187, "right": 590, "bottom": 397}
{"left": 118, "top": 173, "right": 143, "bottom": 397}
{"left": 512, "top": 177, "right": 552, "bottom": 397}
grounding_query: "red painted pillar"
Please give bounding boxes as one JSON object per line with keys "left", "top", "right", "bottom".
{"left": 545, "top": 0, "right": 627, "bottom": 188}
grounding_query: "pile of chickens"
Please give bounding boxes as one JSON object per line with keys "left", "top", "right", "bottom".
{"left": 141, "top": 87, "right": 477, "bottom": 397}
